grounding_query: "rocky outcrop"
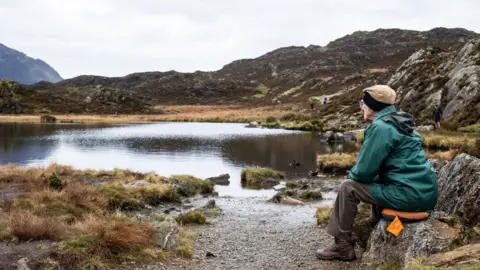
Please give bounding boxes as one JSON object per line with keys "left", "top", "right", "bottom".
{"left": 389, "top": 37, "right": 480, "bottom": 126}
{"left": 435, "top": 154, "right": 480, "bottom": 226}
{"left": 0, "top": 79, "right": 26, "bottom": 114}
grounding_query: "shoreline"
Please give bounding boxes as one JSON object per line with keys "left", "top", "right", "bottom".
{"left": 0, "top": 105, "right": 296, "bottom": 124}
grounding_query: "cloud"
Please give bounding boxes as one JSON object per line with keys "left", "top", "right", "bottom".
{"left": 1, "top": 0, "right": 479, "bottom": 79}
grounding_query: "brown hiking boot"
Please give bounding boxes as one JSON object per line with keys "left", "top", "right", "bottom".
{"left": 316, "top": 237, "right": 356, "bottom": 261}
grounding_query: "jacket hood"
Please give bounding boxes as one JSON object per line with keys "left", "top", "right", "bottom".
{"left": 380, "top": 111, "right": 415, "bottom": 135}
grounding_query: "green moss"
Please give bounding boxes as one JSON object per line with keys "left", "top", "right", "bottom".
{"left": 282, "top": 120, "right": 324, "bottom": 132}
{"left": 352, "top": 203, "right": 376, "bottom": 248}
{"left": 60, "top": 235, "right": 97, "bottom": 252}
{"left": 175, "top": 210, "right": 206, "bottom": 225}
{"left": 98, "top": 186, "right": 143, "bottom": 211}
{"left": 176, "top": 229, "right": 197, "bottom": 258}
{"left": 241, "top": 168, "right": 284, "bottom": 189}
{"left": 280, "top": 82, "right": 306, "bottom": 96}
{"left": 254, "top": 93, "right": 265, "bottom": 98}
{"left": 299, "top": 190, "right": 323, "bottom": 201}
{"left": 0, "top": 229, "right": 13, "bottom": 241}
{"left": 458, "top": 123, "right": 480, "bottom": 133}
{"left": 152, "top": 214, "right": 168, "bottom": 223}
{"left": 99, "top": 181, "right": 181, "bottom": 210}
{"left": 77, "top": 257, "right": 107, "bottom": 270}
{"left": 42, "top": 202, "right": 87, "bottom": 219}
{"left": 377, "top": 264, "right": 402, "bottom": 270}
{"left": 285, "top": 182, "right": 299, "bottom": 189}
{"left": 169, "top": 175, "right": 214, "bottom": 197}
{"left": 265, "top": 116, "right": 277, "bottom": 123}
{"left": 268, "top": 192, "right": 283, "bottom": 203}
{"left": 473, "top": 54, "right": 480, "bottom": 66}
{"left": 49, "top": 175, "right": 64, "bottom": 191}
{"left": 316, "top": 206, "right": 332, "bottom": 226}
{"left": 261, "top": 122, "right": 281, "bottom": 128}
{"left": 13, "top": 198, "right": 35, "bottom": 210}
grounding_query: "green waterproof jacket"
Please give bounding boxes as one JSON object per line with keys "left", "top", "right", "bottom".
{"left": 348, "top": 106, "right": 438, "bottom": 212}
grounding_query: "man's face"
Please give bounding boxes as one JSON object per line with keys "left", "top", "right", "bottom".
{"left": 360, "top": 100, "right": 375, "bottom": 121}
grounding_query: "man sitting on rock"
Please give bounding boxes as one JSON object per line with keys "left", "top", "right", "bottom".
{"left": 316, "top": 85, "right": 438, "bottom": 261}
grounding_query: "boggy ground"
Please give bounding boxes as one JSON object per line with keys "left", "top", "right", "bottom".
{"left": 157, "top": 196, "right": 367, "bottom": 270}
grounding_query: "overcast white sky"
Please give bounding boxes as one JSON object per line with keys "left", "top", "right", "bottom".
{"left": 1, "top": 0, "right": 479, "bottom": 79}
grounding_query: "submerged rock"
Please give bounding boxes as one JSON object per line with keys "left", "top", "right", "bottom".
{"left": 206, "top": 174, "right": 231, "bottom": 186}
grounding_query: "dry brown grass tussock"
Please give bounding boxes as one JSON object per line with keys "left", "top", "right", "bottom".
{"left": 317, "top": 153, "right": 358, "bottom": 169}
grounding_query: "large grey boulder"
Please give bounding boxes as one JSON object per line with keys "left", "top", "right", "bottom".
{"left": 362, "top": 153, "right": 480, "bottom": 267}
{"left": 362, "top": 218, "right": 461, "bottom": 267}
{"left": 435, "top": 154, "right": 480, "bottom": 226}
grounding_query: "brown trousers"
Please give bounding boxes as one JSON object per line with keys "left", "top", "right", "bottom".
{"left": 326, "top": 180, "right": 381, "bottom": 240}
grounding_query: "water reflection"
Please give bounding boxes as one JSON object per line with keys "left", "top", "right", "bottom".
{"left": 0, "top": 122, "right": 357, "bottom": 197}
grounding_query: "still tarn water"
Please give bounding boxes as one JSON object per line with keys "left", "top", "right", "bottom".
{"left": 0, "top": 122, "right": 356, "bottom": 197}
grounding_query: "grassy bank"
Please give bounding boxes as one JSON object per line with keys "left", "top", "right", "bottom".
{"left": 317, "top": 153, "right": 357, "bottom": 173}
{"left": 354, "top": 130, "right": 479, "bottom": 158}
{"left": 241, "top": 167, "right": 284, "bottom": 189}
{"left": 0, "top": 105, "right": 304, "bottom": 124}
{"left": 0, "top": 164, "right": 212, "bottom": 268}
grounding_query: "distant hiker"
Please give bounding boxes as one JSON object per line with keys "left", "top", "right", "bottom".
{"left": 323, "top": 97, "right": 328, "bottom": 105}
{"left": 316, "top": 85, "right": 438, "bottom": 262}
{"left": 433, "top": 105, "right": 443, "bottom": 130}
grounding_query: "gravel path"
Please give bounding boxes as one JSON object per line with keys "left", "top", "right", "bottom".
{"left": 156, "top": 196, "right": 367, "bottom": 270}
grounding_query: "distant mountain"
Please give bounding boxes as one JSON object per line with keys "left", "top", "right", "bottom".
{"left": 0, "top": 43, "right": 62, "bottom": 84}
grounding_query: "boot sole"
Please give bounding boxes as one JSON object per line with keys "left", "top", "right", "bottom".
{"left": 316, "top": 254, "right": 356, "bottom": 262}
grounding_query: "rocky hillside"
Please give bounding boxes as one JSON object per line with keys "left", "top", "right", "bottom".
{"left": 0, "top": 80, "right": 150, "bottom": 114}
{"left": 389, "top": 37, "right": 480, "bottom": 127}
{"left": 0, "top": 43, "right": 63, "bottom": 85}
{"left": 2, "top": 27, "right": 479, "bottom": 124}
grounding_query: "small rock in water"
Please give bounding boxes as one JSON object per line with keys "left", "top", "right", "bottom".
{"left": 205, "top": 174, "right": 231, "bottom": 185}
